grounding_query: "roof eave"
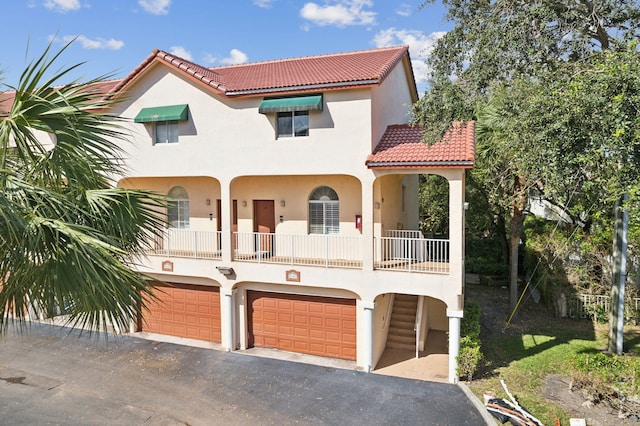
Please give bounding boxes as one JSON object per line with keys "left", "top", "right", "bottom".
{"left": 225, "top": 79, "right": 380, "bottom": 97}
{"left": 366, "top": 160, "right": 475, "bottom": 169}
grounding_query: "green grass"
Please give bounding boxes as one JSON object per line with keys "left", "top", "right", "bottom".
{"left": 466, "top": 319, "right": 640, "bottom": 424}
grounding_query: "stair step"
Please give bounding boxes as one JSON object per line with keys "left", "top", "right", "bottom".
{"left": 389, "top": 318, "right": 415, "bottom": 330}
{"left": 395, "top": 294, "right": 418, "bottom": 301}
{"left": 386, "top": 341, "right": 416, "bottom": 350}
{"left": 390, "top": 313, "right": 414, "bottom": 323}
{"left": 387, "top": 333, "right": 415, "bottom": 344}
{"left": 388, "top": 326, "right": 415, "bottom": 337}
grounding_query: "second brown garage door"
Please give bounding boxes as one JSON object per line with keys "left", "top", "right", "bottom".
{"left": 142, "top": 283, "right": 221, "bottom": 343}
{"left": 247, "top": 291, "right": 356, "bottom": 360}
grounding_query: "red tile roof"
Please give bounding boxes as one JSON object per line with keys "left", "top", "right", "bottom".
{"left": 0, "top": 79, "right": 123, "bottom": 115}
{"left": 114, "top": 45, "right": 417, "bottom": 99}
{"left": 366, "top": 122, "right": 476, "bottom": 169}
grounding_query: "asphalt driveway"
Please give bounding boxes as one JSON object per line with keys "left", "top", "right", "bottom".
{"left": 0, "top": 323, "right": 489, "bottom": 425}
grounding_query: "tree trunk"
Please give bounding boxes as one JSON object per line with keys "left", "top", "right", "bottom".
{"left": 509, "top": 176, "right": 528, "bottom": 313}
{"left": 608, "top": 194, "right": 627, "bottom": 354}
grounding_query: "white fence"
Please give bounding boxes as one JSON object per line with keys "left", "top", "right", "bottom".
{"left": 233, "top": 232, "right": 362, "bottom": 269}
{"left": 568, "top": 293, "right": 640, "bottom": 324}
{"left": 143, "top": 228, "right": 451, "bottom": 274}
{"left": 374, "top": 236, "right": 450, "bottom": 273}
{"left": 146, "top": 228, "right": 222, "bottom": 259}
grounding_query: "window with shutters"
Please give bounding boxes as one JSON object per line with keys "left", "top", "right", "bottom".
{"left": 167, "top": 186, "right": 190, "bottom": 228}
{"left": 309, "top": 186, "right": 339, "bottom": 234}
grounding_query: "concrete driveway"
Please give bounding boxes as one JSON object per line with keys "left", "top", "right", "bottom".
{"left": 0, "top": 323, "right": 490, "bottom": 425}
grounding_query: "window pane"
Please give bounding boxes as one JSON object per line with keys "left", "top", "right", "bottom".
{"left": 168, "top": 121, "right": 179, "bottom": 143}
{"left": 325, "top": 202, "right": 339, "bottom": 234}
{"left": 309, "top": 202, "right": 324, "bottom": 234}
{"left": 155, "top": 122, "right": 168, "bottom": 144}
{"left": 294, "top": 111, "right": 309, "bottom": 136}
{"left": 277, "top": 112, "right": 292, "bottom": 137}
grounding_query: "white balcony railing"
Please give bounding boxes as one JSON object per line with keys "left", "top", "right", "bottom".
{"left": 143, "top": 229, "right": 450, "bottom": 274}
{"left": 233, "top": 232, "right": 362, "bottom": 269}
{"left": 374, "top": 236, "right": 449, "bottom": 273}
{"left": 145, "top": 228, "right": 222, "bottom": 259}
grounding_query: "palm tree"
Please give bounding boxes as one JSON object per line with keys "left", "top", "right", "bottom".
{"left": 0, "top": 41, "right": 164, "bottom": 334}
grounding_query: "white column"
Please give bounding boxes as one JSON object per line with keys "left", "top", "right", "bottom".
{"left": 358, "top": 300, "right": 375, "bottom": 372}
{"left": 360, "top": 175, "right": 375, "bottom": 271}
{"left": 447, "top": 309, "right": 463, "bottom": 384}
{"left": 221, "top": 288, "right": 234, "bottom": 351}
{"left": 219, "top": 179, "right": 232, "bottom": 263}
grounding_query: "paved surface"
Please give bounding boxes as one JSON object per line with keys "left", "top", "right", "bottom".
{"left": 0, "top": 323, "right": 488, "bottom": 425}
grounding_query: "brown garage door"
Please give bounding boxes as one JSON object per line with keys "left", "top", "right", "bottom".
{"left": 248, "top": 291, "right": 356, "bottom": 360}
{"left": 142, "top": 283, "right": 221, "bottom": 343}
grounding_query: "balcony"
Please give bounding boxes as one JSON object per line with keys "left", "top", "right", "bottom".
{"left": 145, "top": 229, "right": 449, "bottom": 274}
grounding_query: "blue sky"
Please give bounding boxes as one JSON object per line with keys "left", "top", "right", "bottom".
{"left": 2, "top": 1, "right": 451, "bottom": 94}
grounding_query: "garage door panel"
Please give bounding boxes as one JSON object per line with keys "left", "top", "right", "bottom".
{"left": 142, "top": 283, "right": 221, "bottom": 343}
{"left": 248, "top": 291, "right": 356, "bottom": 360}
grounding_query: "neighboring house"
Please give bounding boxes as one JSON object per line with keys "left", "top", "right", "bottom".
{"left": 6, "top": 46, "right": 476, "bottom": 383}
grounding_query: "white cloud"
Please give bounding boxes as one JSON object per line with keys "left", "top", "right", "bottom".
{"left": 220, "top": 49, "right": 248, "bottom": 65}
{"left": 139, "top": 0, "right": 170, "bottom": 15}
{"left": 169, "top": 46, "right": 193, "bottom": 61}
{"left": 202, "top": 53, "right": 218, "bottom": 65}
{"left": 395, "top": 3, "right": 411, "bottom": 17}
{"left": 300, "top": 0, "right": 376, "bottom": 27}
{"left": 43, "top": 0, "right": 81, "bottom": 12}
{"left": 50, "top": 34, "right": 124, "bottom": 50}
{"left": 373, "top": 28, "right": 446, "bottom": 82}
{"left": 253, "top": 0, "right": 275, "bottom": 8}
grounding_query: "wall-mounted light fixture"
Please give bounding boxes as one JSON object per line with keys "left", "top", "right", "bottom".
{"left": 206, "top": 198, "right": 211, "bottom": 206}
{"left": 216, "top": 266, "right": 235, "bottom": 276}
{"left": 242, "top": 200, "right": 247, "bottom": 207}
{"left": 280, "top": 200, "right": 286, "bottom": 207}
{"left": 209, "top": 213, "right": 213, "bottom": 221}
{"left": 374, "top": 202, "right": 381, "bottom": 209}
{"left": 463, "top": 202, "right": 469, "bottom": 211}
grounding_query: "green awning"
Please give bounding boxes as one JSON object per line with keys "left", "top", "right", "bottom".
{"left": 134, "top": 104, "right": 189, "bottom": 123}
{"left": 258, "top": 95, "right": 323, "bottom": 114}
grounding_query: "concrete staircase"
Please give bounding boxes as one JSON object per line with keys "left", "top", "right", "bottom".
{"left": 386, "top": 294, "right": 418, "bottom": 350}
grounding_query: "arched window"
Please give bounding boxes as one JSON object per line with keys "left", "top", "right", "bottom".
{"left": 309, "top": 186, "right": 339, "bottom": 234}
{"left": 168, "top": 186, "right": 189, "bottom": 228}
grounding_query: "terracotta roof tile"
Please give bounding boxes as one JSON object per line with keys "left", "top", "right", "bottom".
{"left": 113, "top": 45, "right": 416, "bottom": 99}
{"left": 213, "top": 46, "right": 411, "bottom": 95}
{"left": 366, "top": 122, "right": 476, "bottom": 169}
{"left": 0, "top": 79, "right": 123, "bottom": 115}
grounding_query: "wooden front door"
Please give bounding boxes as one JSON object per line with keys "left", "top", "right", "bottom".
{"left": 253, "top": 200, "right": 275, "bottom": 254}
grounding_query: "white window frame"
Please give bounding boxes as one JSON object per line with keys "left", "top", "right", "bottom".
{"left": 277, "top": 111, "right": 309, "bottom": 139}
{"left": 155, "top": 120, "right": 180, "bottom": 144}
{"left": 167, "top": 186, "right": 190, "bottom": 228}
{"left": 309, "top": 186, "right": 339, "bottom": 234}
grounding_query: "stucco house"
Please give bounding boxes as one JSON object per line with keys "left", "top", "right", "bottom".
{"left": 12, "top": 45, "right": 476, "bottom": 383}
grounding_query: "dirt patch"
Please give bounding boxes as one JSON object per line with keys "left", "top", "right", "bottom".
{"left": 543, "top": 374, "right": 638, "bottom": 425}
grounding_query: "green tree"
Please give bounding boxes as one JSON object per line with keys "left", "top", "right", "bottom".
{"left": 0, "top": 41, "right": 164, "bottom": 333}
{"left": 416, "top": 0, "right": 640, "bottom": 312}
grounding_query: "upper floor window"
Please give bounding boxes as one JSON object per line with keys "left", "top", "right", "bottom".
{"left": 167, "top": 186, "right": 190, "bottom": 228}
{"left": 155, "top": 120, "right": 179, "bottom": 144}
{"left": 277, "top": 111, "right": 308, "bottom": 138}
{"left": 134, "top": 104, "right": 189, "bottom": 145}
{"left": 258, "top": 94, "right": 322, "bottom": 140}
{"left": 309, "top": 186, "right": 339, "bottom": 234}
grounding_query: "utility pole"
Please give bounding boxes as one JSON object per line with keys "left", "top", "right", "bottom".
{"left": 608, "top": 194, "right": 628, "bottom": 355}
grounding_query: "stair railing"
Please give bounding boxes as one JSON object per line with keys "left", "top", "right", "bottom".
{"left": 414, "top": 295, "right": 424, "bottom": 358}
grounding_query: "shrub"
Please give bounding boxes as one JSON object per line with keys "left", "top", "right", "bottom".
{"left": 457, "top": 302, "right": 483, "bottom": 381}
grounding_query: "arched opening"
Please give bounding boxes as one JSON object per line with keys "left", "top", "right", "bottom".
{"left": 168, "top": 186, "right": 190, "bottom": 228}
{"left": 308, "top": 185, "right": 339, "bottom": 234}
